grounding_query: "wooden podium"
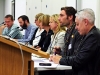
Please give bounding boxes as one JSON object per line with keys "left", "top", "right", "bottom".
{"left": 0, "top": 36, "right": 49, "bottom": 75}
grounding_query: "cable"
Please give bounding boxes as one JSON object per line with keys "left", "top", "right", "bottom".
{"left": 10, "top": 38, "right": 24, "bottom": 75}
{"left": 0, "top": 35, "right": 24, "bottom": 75}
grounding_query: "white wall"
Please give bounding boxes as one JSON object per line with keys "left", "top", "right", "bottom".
{"left": 15, "top": 0, "right": 26, "bottom": 25}
{"left": 26, "top": 0, "right": 67, "bottom": 25}
{"left": 4, "top": 0, "right": 76, "bottom": 25}
{"left": 95, "top": 0, "right": 100, "bottom": 28}
{"left": 0, "top": 0, "right": 5, "bottom": 23}
{"left": 5, "top": 0, "right": 26, "bottom": 25}
{"left": 81, "top": 0, "right": 99, "bottom": 28}
{"left": 76, "top": 0, "right": 81, "bottom": 11}
{"left": 4, "top": 0, "right": 100, "bottom": 28}
{"left": 26, "top": 0, "right": 41, "bottom": 25}
{"left": 66, "top": 0, "right": 76, "bottom": 9}
{"left": 5, "top": 0, "right": 12, "bottom": 15}
{"left": 51, "top": 0, "right": 66, "bottom": 14}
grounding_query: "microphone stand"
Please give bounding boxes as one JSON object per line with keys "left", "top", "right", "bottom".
{"left": 0, "top": 22, "right": 4, "bottom": 25}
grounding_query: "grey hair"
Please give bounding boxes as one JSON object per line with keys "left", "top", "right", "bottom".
{"left": 75, "top": 8, "right": 95, "bottom": 24}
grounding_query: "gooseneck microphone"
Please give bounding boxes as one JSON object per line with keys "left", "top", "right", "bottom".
{"left": 0, "top": 22, "right": 4, "bottom": 24}
{"left": 17, "top": 27, "right": 23, "bottom": 31}
{"left": 0, "top": 22, "right": 5, "bottom": 26}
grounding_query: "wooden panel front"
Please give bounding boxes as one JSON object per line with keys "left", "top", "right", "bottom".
{"left": 0, "top": 36, "right": 49, "bottom": 58}
{"left": 0, "top": 42, "right": 31, "bottom": 75}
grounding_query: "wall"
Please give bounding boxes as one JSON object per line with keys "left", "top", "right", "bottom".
{"left": 26, "top": 0, "right": 67, "bottom": 25}
{"left": 15, "top": 0, "right": 26, "bottom": 25}
{"left": 66, "top": 0, "right": 76, "bottom": 9}
{"left": 81, "top": 0, "right": 99, "bottom": 28}
{"left": 5, "top": 0, "right": 26, "bottom": 25}
{"left": 26, "top": 0, "right": 41, "bottom": 25}
{"left": 4, "top": 0, "right": 100, "bottom": 28}
{"left": 4, "top": 0, "right": 76, "bottom": 25}
{"left": 5, "top": 0, "right": 12, "bottom": 15}
{"left": 96, "top": 0, "right": 100, "bottom": 28}
{"left": 0, "top": 0, "right": 5, "bottom": 23}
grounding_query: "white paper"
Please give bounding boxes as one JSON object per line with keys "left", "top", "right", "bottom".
{"left": 33, "top": 58, "right": 58, "bottom": 68}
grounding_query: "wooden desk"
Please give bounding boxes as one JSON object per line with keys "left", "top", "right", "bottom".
{"left": 0, "top": 36, "right": 49, "bottom": 75}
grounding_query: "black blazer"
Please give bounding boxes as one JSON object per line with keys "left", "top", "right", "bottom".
{"left": 61, "top": 24, "right": 82, "bottom": 56}
{"left": 60, "top": 26, "right": 100, "bottom": 75}
{"left": 37, "top": 29, "right": 53, "bottom": 52}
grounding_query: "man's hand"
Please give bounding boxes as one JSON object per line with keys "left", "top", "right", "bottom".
{"left": 49, "top": 54, "right": 62, "bottom": 64}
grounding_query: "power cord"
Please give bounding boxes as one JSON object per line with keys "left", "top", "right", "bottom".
{"left": 0, "top": 35, "right": 24, "bottom": 75}
{"left": 10, "top": 38, "right": 24, "bottom": 75}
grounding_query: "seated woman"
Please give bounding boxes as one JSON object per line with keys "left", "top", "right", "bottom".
{"left": 29, "top": 13, "right": 44, "bottom": 46}
{"left": 34, "top": 14, "right": 53, "bottom": 52}
{"left": 46, "top": 14, "right": 66, "bottom": 54}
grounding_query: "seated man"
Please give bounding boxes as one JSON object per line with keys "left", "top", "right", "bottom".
{"left": 51, "top": 8, "right": 100, "bottom": 75}
{"left": 2, "top": 14, "right": 23, "bottom": 39}
{"left": 17, "top": 15, "right": 37, "bottom": 43}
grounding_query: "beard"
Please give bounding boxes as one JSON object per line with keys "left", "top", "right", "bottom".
{"left": 22, "top": 22, "right": 27, "bottom": 29}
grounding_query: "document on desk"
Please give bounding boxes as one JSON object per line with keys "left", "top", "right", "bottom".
{"left": 33, "top": 58, "right": 58, "bottom": 68}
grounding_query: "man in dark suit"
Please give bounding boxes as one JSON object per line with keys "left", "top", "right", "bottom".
{"left": 51, "top": 8, "right": 100, "bottom": 75}
{"left": 51, "top": 7, "right": 82, "bottom": 56}
{"left": 49, "top": 6, "right": 82, "bottom": 75}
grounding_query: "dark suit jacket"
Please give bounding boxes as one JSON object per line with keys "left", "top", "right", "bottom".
{"left": 60, "top": 26, "right": 100, "bottom": 75}
{"left": 62, "top": 24, "right": 82, "bottom": 56}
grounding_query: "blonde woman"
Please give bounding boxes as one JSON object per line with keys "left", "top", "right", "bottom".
{"left": 29, "top": 13, "right": 44, "bottom": 45}
{"left": 34, "top": 14, "right": 53, "bottom": 52}
{"left": 46, "top": 14, "right": 66, "bottom": 54}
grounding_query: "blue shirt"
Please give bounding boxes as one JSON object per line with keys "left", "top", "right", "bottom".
{"left": 2, "top": 24, "right": 23, "bottom": 39}
{"left": 18, "top": 24, "right": 37, "bottom": 42}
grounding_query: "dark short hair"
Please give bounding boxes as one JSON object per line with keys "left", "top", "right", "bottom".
{"left": 5, "top": 14, "right": 14, "bottom": 21}
{"left": 61, "top": 6, "right": 77, "bottom": 21}
{"left": 18, "top": 15, "right": 30, "bottom": 23}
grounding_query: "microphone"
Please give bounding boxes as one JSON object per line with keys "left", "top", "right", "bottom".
{"left": 17, "top": 27, "right": 23, "bottom": 31}
{"left": 0, "top": 22, "right": 5, "bottom": 26}
{"left": 19, "top": 27, "right": 23, "bottom": 31}
{"left": 0, "top": 22, "right": 4, "bottom": 24}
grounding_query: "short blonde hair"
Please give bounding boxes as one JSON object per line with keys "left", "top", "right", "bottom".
{"left": 50, "top": 14, "right": 66, "bottom": 33}
{"left": 38, "top": 14, "right": 50, "bottom": 26}
{"left": 35, "top": 13, "right": 44, "bottom": 20}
